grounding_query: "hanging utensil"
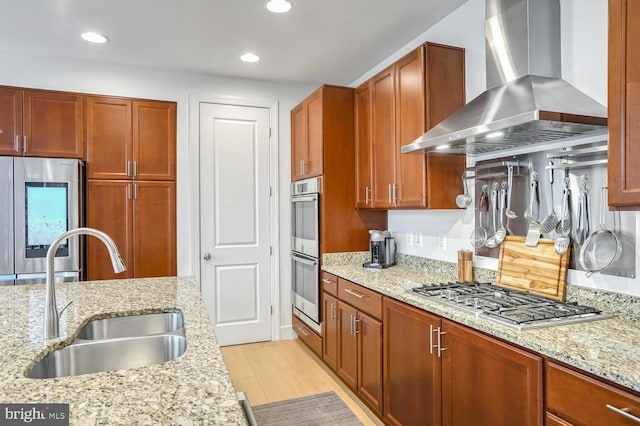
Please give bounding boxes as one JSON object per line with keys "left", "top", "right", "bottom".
{"left": 554, "top": 179, "right": 571, "bottom": 255}
{"left": 494, "top": 182, "right": 507, "bottom": 245}
{"left": 540, "top": 162, "right": 560, "bottom": 234}
{"left": 574, "top": 175, "right": 590, "bottom": 245}
{"left": 525, "top": 172, "right": 541, "bottom": 247}
{"left": 470, "top": 185, "right": 489, "bottom": 248}
{"left": 456, "top": 174, "right": 472, "bottom": 208}
{"left": 505, "top": 165, "right": 517, "bottom": 219}
{"left": 485, "top": 182, "right": 500, "bottom": 249}
{"left": 579, "top": 187, "right": 622, "bottom": 277}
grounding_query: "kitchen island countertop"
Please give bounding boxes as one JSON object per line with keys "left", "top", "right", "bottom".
{"left": 0, "top": 276, "right": 247, "bottom": 425}
{"left": 322, "top": 262, "right": 640, "bottom": 394}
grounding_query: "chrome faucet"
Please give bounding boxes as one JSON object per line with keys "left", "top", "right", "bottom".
{"left": 44, "top": 227, "right": 126, "bottom": 340}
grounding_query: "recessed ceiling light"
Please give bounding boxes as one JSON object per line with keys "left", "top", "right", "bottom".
{"left": 240, "top": 53, "right": 260, "bottom": 63}
{"left": 81, "top": 32, "right": 109, "bottom": 44}
{"left": 266, "top": 0, "right": 292, "bottom": 13}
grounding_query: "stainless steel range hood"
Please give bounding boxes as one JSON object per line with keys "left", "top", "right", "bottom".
{"left": 401, "top": 0, "right": 607, "bottom": 156}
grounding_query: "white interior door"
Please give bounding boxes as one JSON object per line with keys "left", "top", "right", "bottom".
{"left": 199, "top": 102, "right": 272, "bottom": 346}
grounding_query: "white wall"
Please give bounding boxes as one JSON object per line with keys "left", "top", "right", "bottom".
{"left": 0, "top": 50, "right": 317, "bottom": 330}
{"left": 352, "top": 0, "right": 640, "bottom": 297}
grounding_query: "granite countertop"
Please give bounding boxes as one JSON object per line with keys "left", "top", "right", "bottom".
{"left": 322, "top": 261, "right": 640, "bottom": 394}
{"left": 0, "top": 276, "right": 247, "bottom": 425}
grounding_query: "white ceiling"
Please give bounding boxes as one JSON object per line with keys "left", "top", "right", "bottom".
{"left": 0, "top": 0, "right": 468, "bottom": 86}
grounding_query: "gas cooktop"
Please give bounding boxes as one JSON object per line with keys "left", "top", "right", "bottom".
{"left": 409, "top": 281, "right": 609, "bottom": 330}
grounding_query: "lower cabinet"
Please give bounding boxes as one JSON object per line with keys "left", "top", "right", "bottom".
{"left": 546, "top": 361, "right": 640, "bottom": 425}
{"left": 86, "top": 179, "right": 176, "bottom": 279}
{"left": 321, "top": 292, "right": 339, "bottom": 371}
{"left": 292, "top": 314, "right": 322, "bottom": 357}
{"left": 383, "top": 297, "right": 442, "bottom": 426}
{"left": 441, "top": 319, "right": 543, "bottom": 426}
{"left": 382, "top": 297, "right": 543, "bottom": 426}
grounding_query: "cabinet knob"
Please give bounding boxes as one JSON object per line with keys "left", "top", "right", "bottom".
{"left": 202, "top": 253, "right": 212, "bottom": 261}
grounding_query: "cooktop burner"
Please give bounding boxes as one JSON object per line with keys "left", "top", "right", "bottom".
{"left": 409, "top": 281, "right": 608, "bottom": 330}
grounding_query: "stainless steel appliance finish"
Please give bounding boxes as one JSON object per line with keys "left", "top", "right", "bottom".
{"left": 409, "top": 281, "right": 608, "bottom": 330}
{"left": 291, "top": 177, "right": 322, "bottom": 333}
{"left": 0, "top": 157, "right": 13, "bottom": 285}
{"left": 401, "top": 0, "right": 607, "bottom": 156}
{"left": 364, "top": 230, "right": 396, "bottom": 269}
{"left": 291, "top": 252, "right": 321, "bottom": 334}
{"left": 1, "top": 157, "right": 82, "bottom": 285}
{"left": 291, "top": 177, "right": 320, "bottom": 258}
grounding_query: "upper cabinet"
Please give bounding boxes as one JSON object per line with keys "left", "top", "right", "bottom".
{"left": 609, "top": 0, "right": 640, "bottom": 206}
{"left": 291, "top": 88, "right": 324, "bottom": 181}
{"left": 87, "top": 97, "right": 176, "bottom": 181}
{"left": 0, "top": 86, "right": 85, "bottom": 159}
{"left": 355, "top": 43, "right": 466, "bottom": 209}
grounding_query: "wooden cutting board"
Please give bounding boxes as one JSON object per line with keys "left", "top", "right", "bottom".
{"left": 496, "top": 236, "right": 569, "bottom": 301}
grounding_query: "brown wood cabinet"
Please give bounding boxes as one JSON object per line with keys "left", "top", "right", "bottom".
{"left": 441, "top": 319, "right": 543, "bottom": 426}
{"left": 609, "top": 0, "right": 640, "bottom": 206}
{"left": 86, "top": 180, "right": 176, "bottom": 280}
{"left": 381, "top": 297, "right": 542, "bottom": 426}
{"left": 547, "top": 361, "right": 640, "bottom": 425}
{"left": 321, "top": 291, "right": 339, "bottom": 371}
{"left": 292, "top": 85, "right": 387, "bottom": 254}
{"left": 290, "top": 87, "right": 324, "bottom": 181}
{"left": 87, "top": 97, "right": 176, "bottom": 181}
{"left": 0, "top": 86, "right": 85, "bottom": 158}
{"left": 292, "top": 313, "right": 322, "bottom": 358}
{"left": 355, "top": 43, "right": 466, "bottom": 209}
{"left": 383, "top": 297, "right": 442, "bottom": 426}
{"left": 86, "top": 96, "right": 177, "bottom": 280}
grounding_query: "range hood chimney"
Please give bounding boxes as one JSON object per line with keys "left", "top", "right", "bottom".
{"left": 401, "top": 0, "right": 607, "bottom": 156}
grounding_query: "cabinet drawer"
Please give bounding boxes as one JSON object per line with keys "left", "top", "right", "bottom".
{"left": 293, "top": 315, "right": 322, "bottom": 358}
{"left": 321, "top": 272, "right": 338, "bottom": 296}
{"left": 337, "top": 278, "right": 382, "bottom": 320}
{"left": 547, "top": 362, "right": 640, "bottom": 425}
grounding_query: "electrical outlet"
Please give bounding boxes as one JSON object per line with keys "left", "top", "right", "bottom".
{"left": 438, "top": 233, "right": 447, "bottom": 251}
{"left": 406, "top": 233, "right": 414, "bottom": 246}
{"left": 415, "top": 232, "right": 423, "bottom": 247}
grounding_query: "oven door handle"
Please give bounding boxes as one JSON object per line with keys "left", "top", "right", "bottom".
{"left": 291, "top": 195, "right": 318, "bottom": 203}
{"left": 291, "top": 254, "right": 318, "bottom": 266}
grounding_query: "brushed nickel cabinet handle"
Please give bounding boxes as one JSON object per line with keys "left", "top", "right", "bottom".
{"left": 14, "top": 135, "right": 19, "bottom": 152}
{"left": 437, "top": 327, "right": 447, "bottom": 358}
{"left": 297, "top": 326, "right": 310, "bottom": 337}
{"left": 365, "top": 186, "right": 371, "bottom": 205}
{"left": 354, "top": 318, "right": 360, "bottom": 334}
{"left": 392, "top": 184, "right": 398, "bottom": 202}
{"left": 344, "top": 288, "right": 365, "bottom": 299}
{"left": 321, "top": 278, "right": 334, "bottom": 285}
{"left": 606, "top": 405, "right": 640, "bottom": 423}
{"left": 22, "top": 135, "right": 27, "bottom": 153}
{"left": 133, "top": 160, "right": 138, "bottom": 177}
{"left": 127, "top": 161, "right": 131, "bottom": 177}
{"left": 429, "top": 324, "right": 434, "bottom": 355}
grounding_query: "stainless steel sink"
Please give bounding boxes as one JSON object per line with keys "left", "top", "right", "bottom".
{"left": 75, "top": 312, "right": 184, "bottom": 340}
{"left": 26, "top": 334, "right": 187, "bottom": 379}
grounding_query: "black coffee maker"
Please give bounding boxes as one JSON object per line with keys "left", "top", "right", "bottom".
{"left": 363, "top": 230, "right": 396, "bottom": 269}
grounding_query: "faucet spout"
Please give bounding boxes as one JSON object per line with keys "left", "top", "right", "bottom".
{"left": 44, "top": 227, "right": 126, "bottom": 340}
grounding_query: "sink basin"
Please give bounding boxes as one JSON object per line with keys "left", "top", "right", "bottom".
{"left": 75, "top": 312, "right": 184, "bottom": 340}
{"left": 26, "top": 334, "right": 187, "bottom": 379}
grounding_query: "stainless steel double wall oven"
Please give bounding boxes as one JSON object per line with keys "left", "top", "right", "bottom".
{"left": 0, "top": 157, "right": 81, "bottom": 285}
{"left": 291, "top": 177, "right": 321, "bottom": 334}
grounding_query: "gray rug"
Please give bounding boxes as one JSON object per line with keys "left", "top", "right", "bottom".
{"left": 252, "top": 391, "right": 363, "bottom": 426}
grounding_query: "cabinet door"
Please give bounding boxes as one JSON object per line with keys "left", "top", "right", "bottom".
{"left": 0, "top": 87, "right": 22, "bottom": 155}
{"left": 305, "top": 89, "right": 323, "bottom": 178}
{"left": 291, "top": 103, "right": 306, "bottom": 181}
{"left": 441, "top": 320, "right": 543, "bottom": 426}
{"left": 355, "top": 81, "right": 373, "bottom": 208}
{"left": 383, "top": 297, "right": 442, "bottom": 426}
{"left": 337, "top": 301, "right": 358, "bottom": 389}
{"left": 86, "top": 180, "right": 134, "bottom": 280}
{"left": 322, "top": 292, "right": 339, "bottom": 371}
{"left": 357, "top": 311, "right": 383, "bottom": 415}
{"left": 133, "top": 180, "right": 176, "bottom": 278}
{"left": 132, "top": 100, "right": 176, "bottom": 181}
{"left": 23, "top": 90, "right": 85, "bottom": 159}
{"left": 86, "top": 96, "right": 132, "bottom": 179}
{"left": 371, "top": 66, "right": 396, "bottom": 208}
{"left": 395, "top": 47, "right": 427, "bottom": 208}
{"left": 609, "top": 0, "right": 640, "bottom": 206}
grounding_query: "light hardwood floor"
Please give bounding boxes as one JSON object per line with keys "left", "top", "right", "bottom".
{"left": 221, "top": 339, "right": 384, "bottom": 426}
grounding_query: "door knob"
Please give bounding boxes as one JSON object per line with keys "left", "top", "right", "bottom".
{"left": 202, "top": 253, "right": 212, "bottom": 261}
